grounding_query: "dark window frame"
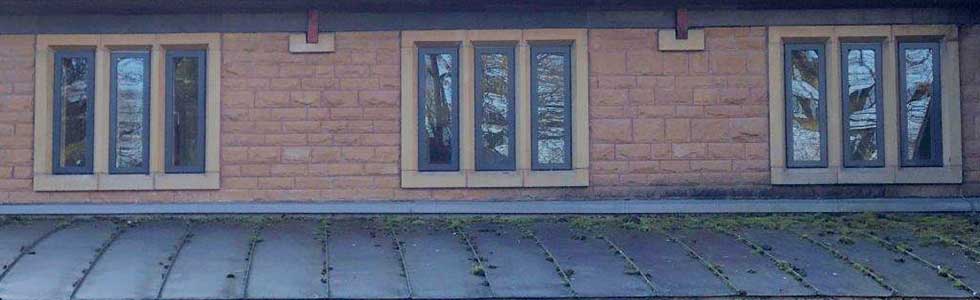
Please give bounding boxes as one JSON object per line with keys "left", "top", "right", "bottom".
{"left": 417, "top": 46, "right": 460, "bottom": 172}
{"left": 109, "top": 51, "right": 152, "bottom": 174}
{"left": 898, "top": 41, "right": 943, "bottom": 167}
{"left": 474, "top": 46, "right": 517, "bottom": 171}
{"left": 784, "top": 43, "right": 829, "bottom": 168}
{"left": 840, "top": 43, "right": 885, "bottom": 168}
{"left": 530, "top": 45, "right": 573, "bottom": 171}
{"left": 164, "top": 49, "right": 207, "bottom": 174}
{"left": 52, "top": 49, "right": 96, "bottom": 175}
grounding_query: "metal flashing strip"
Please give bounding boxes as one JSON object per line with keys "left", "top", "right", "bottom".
{"left": 0, "top": 198, "right": 976, "bottom": 215}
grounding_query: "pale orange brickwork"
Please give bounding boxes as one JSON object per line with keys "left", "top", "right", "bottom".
{"left": 588, "top": 28, "right": 769, "bottom": 190}
{"left": 4, "top": 27, "right": 980, "bottom": 202}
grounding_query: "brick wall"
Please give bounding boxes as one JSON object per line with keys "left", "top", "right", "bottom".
{"left": 960, "top": 26, "right": 980, "bottom": 189}
{"left": 3, "top": 26, "right": 980, "bottom": 203}
{"left": 0, "top": 35, "right": 35, "bottom": 201}
{"left": 587, "top": 28, "right": 770, "bottom": 197}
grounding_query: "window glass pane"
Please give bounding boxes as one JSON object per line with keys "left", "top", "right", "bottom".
{"left": 902, "top": 46, "right": 940, "bottom": 164}
{"left": 174, "top": 56, "right": 201, "bottom": 166}
{"left": 476, "top": 50, "right": 515, "bottom": 170}
{"left": 787, "top": 47, "right": 825, "bottom": 165}
{"left": 419, "top": 49, "right": 458, "bottom": 170}
{"left": 533, "top": 48, "right": 571, "bottom": 169}
{"left": 57, "top": 54, "right": 92, "bottom": 171}
{"left": 844, "top": 47, "right": 882, "bottom": 165}
{"left": 112, "top": 54, "right": 149, "bottom": 171}
{"left": 166, "top": 50, "right": 206, "bottom": 173}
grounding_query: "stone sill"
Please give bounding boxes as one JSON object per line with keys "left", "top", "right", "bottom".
{"left": 34, "top": 172, "right": 220, "bottom": 191}
{"left": 401, "top": 169, "right": 589, "bottom": 188}
{"left": 771, "top": 165, "right": 962, "bottom": 185}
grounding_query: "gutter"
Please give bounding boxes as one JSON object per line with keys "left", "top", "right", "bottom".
{"left": 0, "top": 197, "right": 977, "bottom": 215}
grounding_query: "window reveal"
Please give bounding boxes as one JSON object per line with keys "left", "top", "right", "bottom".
{"left": 109, "top": 51, "right": 151, "bottom": 174}
{"left": 165, "top": 50, "right": 207, "bottom": 173}
{"left": 899, "top": 42, "right": 942, "bottom": 167}
{"left": 417, "top": 47, "right": 460, "bottom": 171}
{"left": 52, "top": 50, "right": 96, "bottom": 174}
{"left": 841, "top": 44, "right": 885, "bottom": 167}
{"left": 784, "top": 44, "right": 828, "bottom": 168}
{"left": 531, "top": 46, "right": 573, "bottom": 171}
{"left": 474, "top": 47, "right": 517, "bottom": 171}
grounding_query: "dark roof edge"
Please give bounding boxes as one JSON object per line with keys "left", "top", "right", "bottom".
{"left": 2, "top": 0, "right": 980, "bottom": 16}
{"left": 2, "top": 8, "right": 979, "bottom": 35}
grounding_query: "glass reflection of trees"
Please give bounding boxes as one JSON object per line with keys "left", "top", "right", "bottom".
{"left": 422, "top": 53, "right": 455, "bottom": 165}
{"left": 903, "top": 48, "right": 936, "bottom": 161}
{"left": 534, "top": 53, "right": 568, "bottom": 165}
{"left": 789, "top": 49, "right": 822, "bottom": 162}
{"left": 173, "top": 57, "right": 200, "bottom": 166}
{"left": 478, "top": 53, "right": 512, "bottom": 166}
{"left": 115, "top": 57, "right": 147, "bottom": 169}
{"left": 845, "top": 49, "right": 880, "bottom": 162}
{"left": 60, "top": 57, "right": 90, "bottom": 168}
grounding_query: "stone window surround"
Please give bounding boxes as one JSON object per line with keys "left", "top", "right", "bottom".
{"left": 33, "top": 34, "right": 222, "bottom": 191}
{"left": 400, "top": 29, "right": 590, "bottom": 188}
{"left": 768, "top": 25, "right": 962, "bottom": 185}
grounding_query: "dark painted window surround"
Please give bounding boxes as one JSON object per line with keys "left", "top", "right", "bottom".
{"left": 165, "top": 50, "right": 208, "bottom": 174}
{"left": 783, "top": 43, "right": 828, "bottom": 169}
{"left": 530, "top": 45, "right": 573, "bottom": 171}
{"left": 52, "top": 50, "right": 96, "bottom": 175}
{"left": 417, "top": 47, "right": 460, "bottom": 172}
{"left": 898, "top": 41, "right": 943, "bottom": 167}
{"left": 474, "top": 46, "right": 517, "bottom": 171}
{"left": 840, "top": 43, "right": 885, "bottom": 168}
{"left": 109, "top": 51, "right": 152, "bottom": 174}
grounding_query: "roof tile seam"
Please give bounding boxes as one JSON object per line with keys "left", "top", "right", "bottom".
{"left": 0, "top": 219, "right": 75, "bottom": 285}
{"left": 454, "top": 226, "right": 496, "bottom": 298}
{"left": 862, "top": 231, "right": 979, "bottom": 297}
{"left": 716, "top": 227, "right": 821, "bottom": 296}
{"left": 794, "top": 230, "right": 900, "bottom": 297}
{"left": 523, "top": 226, "right": 577, "bottom": 296}
{"left": 658, "top": 229, "right": 743, "bottom": 296}
{"left": 70, "top": 222, "right": 127, "bottom": 300}
{"left": 156, "top": 223, "right": 193, "bottom": 300}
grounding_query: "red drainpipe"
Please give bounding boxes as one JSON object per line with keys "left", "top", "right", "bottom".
{"left": 676, "top": 8, "right": 688, "bottom": 40}
{"left": 307, "top": 9, "right": 319, "bottom": 44}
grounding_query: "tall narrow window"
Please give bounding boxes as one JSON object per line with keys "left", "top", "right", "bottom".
{"left": 52, "top": 50, "right": 95, "bottom": 174}
{"left": 899, "top": 42, "right": 942, "bottom": 167}
{"left": 474, "top": 46, "right": 516, "bottom": 171}
{"left": 531, "top": 45, "right": 573, "bottom": 171}
{"left": 110, "top": 51, "right": 151, "bottom": 174}
{"left": 417, "top": 47, "right": 459, "bottom": 171}
{"left": 841, "top": 43, "right": 884, "bottom": 167}
{"left": 784, "top": 44, "right": 828, "bottom": 168}
{"left": 165, "top": 50, "right": 207, "bottom": 173}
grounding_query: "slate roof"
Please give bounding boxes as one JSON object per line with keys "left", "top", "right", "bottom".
{"left": 0, "top": 214, "right": 978, "bottom": 300}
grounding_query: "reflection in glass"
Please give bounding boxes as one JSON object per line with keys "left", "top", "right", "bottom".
{"left": 113, "top": 56, "right": 148, "bottom": 170}
{"left": 173, "top": 56, "right": 201, "bottom": 167}
{"left": 534, "top": 52, "right": 568, "bottom": 166}
{"left": 789, "top": 49, "right": 822, "bottom": 162}
{"left": 421, "top": 52, "right": 456, "bottom": 166}
{"left": 59, "top": 56, "right": 91, "bottom": 169}
{"left": 845, "top": 49, "right": 880, "bottom": 162}
{"left": 903, "top": 47, "right": 937, "bottom": 162}
{"left": 478, "top": 52, "right": 513, "bottom": 169}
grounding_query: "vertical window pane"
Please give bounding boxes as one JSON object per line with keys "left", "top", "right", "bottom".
{"left": 842, "top": 45, "right": 884, "bottom": 167}
{"left": 166, "top": 50, "right": 206, "bottom": 173}
{"left": 417, "top": 48, "right": 459, "bottom": 171}
{"left": 53, "top": 50, "right": 94, "bottom": 174}
{"left": 785, "top": 44, "right": 827, "bottom": 168}
{"left": 110, "top": 52, "right": 150, "bottom": 173}
{"left": 900, "top": 43, "right": 942, "bottom": 166}
{"left": 475, "top": 48, "right": 516, "bottom": 171}
{"left": 531, "top": 46, "right": 572, "bottom": 170}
